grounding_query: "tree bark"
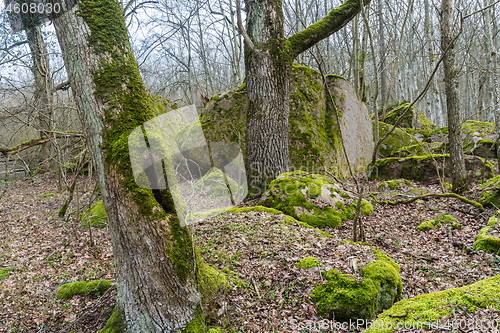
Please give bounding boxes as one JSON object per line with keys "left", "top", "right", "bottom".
{"left": 51, "top": 2, "right": 200, "bottom": 331}
{"left": 441, "top": 0, "right": 467, "bottom": 192}
{"left": 244, "top": 0, "right": 371, "bottom": 196}
{"left": 23, "top": 22, "right": 54, "bottom": 173}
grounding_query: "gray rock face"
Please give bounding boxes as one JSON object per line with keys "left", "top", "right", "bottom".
{"left": 326, "top": 75, "right": 374, "bottom": 176}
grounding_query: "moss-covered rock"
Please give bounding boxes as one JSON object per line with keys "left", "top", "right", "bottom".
{"left": 380, "top": 102, "right": 437, "bottom": 135}
{"left": 372, "top": 154, "right": 493, "bottom": 182}
{"left": 194, "top": 168, "right": 238, "bottom": 197}
{"left": 480, "top": 175, "right": 500, "bottom": 208}
{"left": 473, "top": 215, "right": 500, "bottom": 254}
{"left": 259, "top": 171, "right": 373, "bottom": 228}
{"left": 202, "top": 64, "right": 374, "bottom": 178}
{"left": 430, "top": 121, "right": 497, "bottom": 159}
{"left": 376, "top": 122, "right": 417, "bottom": 157}
{"left": 364, "top": 274, "right": 500, "bottom": 332}
{"left": 57, "top": 279, "right": 112, "bottom": 299}
{"left": 377, "top": 179, "right": 411, "bottom": 191}
{"left": 81, "top": 199, "right": 108, "bottom": 228}
{"left": 417, "top": 220, "right": 436, "bottom": 231}
{"left": 310, "top": 249, "right": 402, "bottom": 321}
{"left": 295, "top": 256, "right": 321, "bottom": 269}
{"left": 417, "top": 214, "right": 458, "bottom": 232}
{"left": 0, "top": 267, "right": 14, "bottom": 280}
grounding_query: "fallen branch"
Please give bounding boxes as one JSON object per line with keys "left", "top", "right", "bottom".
{"left": 0, "top": 132, "right": 84, "bottom": 158}
{"left": 371, "top": 193, "right": 484, "bottom": 211}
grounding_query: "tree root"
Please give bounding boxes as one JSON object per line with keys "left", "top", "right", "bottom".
{"left": 371, "top": 192, "right": 484, "bottom": 212}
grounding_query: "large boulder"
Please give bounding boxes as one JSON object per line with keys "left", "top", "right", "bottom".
{"left": 372, "top": 154, "right": 494, "bottom": 182}
{"left": 430, "top": 120, "right": 497, "bottom": 159}
{"left": 258, "top": 171, "right": 373, "bottom": 228}
{"left": 376, "top": 121, "right": 418, "bottom": 157}
{"left": 310, "top": 248, "right": 402, "bottom": 321}
{"left": 201, "top": 64, "right": 374, "bottom": 177}
{"left": 365, "top": 274, "right": 500, "bottom": 332}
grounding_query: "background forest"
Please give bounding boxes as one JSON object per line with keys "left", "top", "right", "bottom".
{"left": 2, "top": 0, "right": 500, "bottom": 332}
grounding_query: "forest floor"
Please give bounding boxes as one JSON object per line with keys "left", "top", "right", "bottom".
{"left": 0, "top": 170, "right": 499, "bottom": 332}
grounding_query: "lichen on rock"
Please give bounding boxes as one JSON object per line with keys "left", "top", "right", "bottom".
{"left": 259, "top": 171, "right": 373, "bottom": 228}
{"left": 310, "top": 249, "right": 402, "bottom": 321}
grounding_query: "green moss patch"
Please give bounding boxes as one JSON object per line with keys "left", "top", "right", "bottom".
{"left": 417, "top": 214, "right": 458, "bottom": 232}
{"left": 57, "top": 279, "right": 112, "bottom": 299}
{"left": 372, "top": 154, "right": 493, "bottom": 182}
{"left": 310, "top": 249, "right": 402, "bottom": 321}
{"left": 295, "top": 256, "right": 321, "bottom": 269}
{"left": 364, "top": 274, "right": 500, "bottom": 332}
{"left": 473, "top": 215, "right": 500, "bottom": 254}
{"left": 81, "top": 199, "right": 108, "bottom": 228}
{"left": 259, "top": 171, "right": 373, "bottom": 228}
{"left": 377, "top": 179, "right": 411, "bottom": 191}
{"left": 377, "top": 121, "right": 417, "bottom": 157}
{"left": 0, "top": 267, "right": 14, "bottom": 280}
{"left": 98, "top": 307, "right": 126, "bottom": 333}
{"left": 480, "top": 175, "right": 500, "bottom": 208}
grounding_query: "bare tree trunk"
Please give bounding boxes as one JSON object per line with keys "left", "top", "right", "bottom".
{"left": 441, "top": 0, "right": 467, "bottom": 192}
{"left": 483, "top": 0, "right": 500, "bottom": 171}
{"left": 24, "top": 23, "right": 54, "bottom": 173}
{"left": 51, "top": 2, "right": 200, "bottom": 331}
{"left": 378, "top": 0, "right": 387, "bottom": 107}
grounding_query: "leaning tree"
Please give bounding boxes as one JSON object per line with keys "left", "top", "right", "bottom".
{"left": 242, "top": 0, "right": 371, "bottom": 196}
{"left": 48, "top": 0, "right": 202, "bottom": 331}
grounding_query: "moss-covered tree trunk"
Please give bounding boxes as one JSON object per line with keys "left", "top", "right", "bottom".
{"left": 441, "top": 0, "right": 467, "bottom": 192}
{"left": 244, "top": 0, "right": 371, "bottom": 195}
{"left": 51, "top": 2, "right": 200, "bottom": 331}
{"left": 22, "top": 18, "right": 54, "bottom": 173}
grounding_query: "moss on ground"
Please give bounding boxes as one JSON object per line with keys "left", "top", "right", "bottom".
{"left": 57, "top": 279, "right": 112, "bottom": 299}
{"left": 417, "top": 214, "right": 458, "bottom": 232}
{"left": 0, "top": 267, "right": 14, "bottom": 280}
{"left": 259, "top": 171, "right": 373, "bottom": 228}
{"left": 295, "top": 256, "right": 321, "bottom": 269}
{"left": 377, "top": 179, "right": 411, "bottom": 191}
{"left": 473, "top": 215, "right": 500, "bottom": 254}
{"left": 364, "top": 274, "right": 500, "bottom": 332}
{"left": 81, "top": 199, "right": 108, "bottom": 228}
{"left": 310, "top": 249, "right": 402, "bottom": 321}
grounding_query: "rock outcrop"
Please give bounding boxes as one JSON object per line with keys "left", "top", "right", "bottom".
{"left": 201, "top": 64, "right": 374, "bottom": 177}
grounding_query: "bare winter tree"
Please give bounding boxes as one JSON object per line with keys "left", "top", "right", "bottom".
{"left": 242, "top": 0, "right": 371, "bottom": 195}
{"left": 441, "top": 0, "right": 467, "bottom": 191}
{"left": 50, "top": 1, "right": 203, "bottom": 331}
